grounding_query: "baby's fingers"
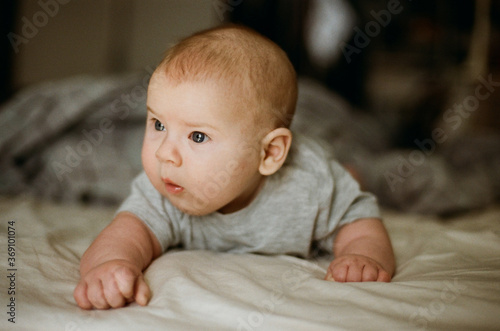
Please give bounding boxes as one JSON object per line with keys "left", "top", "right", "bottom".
{"left": 361, "top": 265, "right": 379, "bottom": 282}
{"left": 86, "top": 279, "right": 111, "bottom": 309}
{"left": 74, "top": 282, "right": 93, "bottom": 310}
{"left": 376, "top": 269, "right": 392, "bottom": 282}
{"left": 325, "top": 263, "right": 348, "bottom": 282}
{"left": 134, "top": 275, "right": 151, "bottom": 306}
{"left": 324, "top": 255, "right": 392, "bottom": 283}
{"left": 115, "top": 267, "right": 151, "bottom": 306}
{"left": 103, "top": 275, "right": 128, "bottom": 308}
{"left": 115, "top": 266, "right": 138, "bottom": 300}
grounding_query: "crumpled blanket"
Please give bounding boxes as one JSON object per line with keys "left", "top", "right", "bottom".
{"left": 0, "top": 73, "right": 148, "bottom": 205}
{"left": 1, "top": 74, "right": 499, "bottom": 214}
{"left": 293, "top": 79, "right": 500, "bottom": 215}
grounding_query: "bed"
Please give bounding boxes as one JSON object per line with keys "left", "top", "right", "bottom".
{"left": 1, "top": 195, "right": 500, "bottom": 330}
{"left": 1, "top": 75, "right": 499, "bottom": 330}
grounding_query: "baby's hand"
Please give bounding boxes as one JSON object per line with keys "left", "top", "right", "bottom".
{"left": 74, "top": 259, "right": 151, "bottom": 309}
{"left": 324, "top": 254, "right": 391, "bottom": 282}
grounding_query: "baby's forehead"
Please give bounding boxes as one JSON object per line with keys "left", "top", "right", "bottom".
{"left": 151, "top": 68, "right": 247, "bottom": 99}
{"left": 149, "top": 71, "right": 262, "bottom": 119}
{"left": 148, "top": 70, "right": 171, "bottom": 90}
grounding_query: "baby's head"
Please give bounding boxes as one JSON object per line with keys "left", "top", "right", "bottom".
{"left": 155, "top": 24, "right": 297, "bottom": 130}
{"left": 143, "top": 25, "right": 297, "bottom": 215}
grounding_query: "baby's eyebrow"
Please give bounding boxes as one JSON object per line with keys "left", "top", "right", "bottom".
{"left": 183, "top": 120, "right": 218, "bottom": 131}
{"left": 146, "top": 106, "right": 220, "bottom": 132}
{"left": 146, "top": 106, "right": 159, "bottom": 117}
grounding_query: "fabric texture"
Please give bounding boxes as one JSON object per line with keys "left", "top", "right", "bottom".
{"left": 117, "top": 135, "right": 380, "bottom": 256}
{"left": 0, "top": 73, "right": 147, "bottom": 204}
{"left": 1, "top": 196, "right": 499, "bottom": 330}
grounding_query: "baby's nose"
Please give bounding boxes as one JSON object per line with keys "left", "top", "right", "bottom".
{"left": 155, "top": 137, "right": 182, "bottom": 166}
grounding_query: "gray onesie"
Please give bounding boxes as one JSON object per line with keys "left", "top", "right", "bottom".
{"left": 116, "top": 134, "right": 380, "bottom": 258}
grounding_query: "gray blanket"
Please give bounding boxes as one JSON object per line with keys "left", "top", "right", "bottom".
{"left": 1, "top": 75, "right": 498, "bottom": 214}
{"left": 0, "top": 74, "right": 146, "bottom": 204}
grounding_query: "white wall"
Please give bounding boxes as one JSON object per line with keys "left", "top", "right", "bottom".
{"left": 11, "top": 0, "right": 219, "bottom": 88}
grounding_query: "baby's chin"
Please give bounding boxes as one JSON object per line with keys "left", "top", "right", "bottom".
{"left": 166, "top": 194, "right": 222, "bottom": 216}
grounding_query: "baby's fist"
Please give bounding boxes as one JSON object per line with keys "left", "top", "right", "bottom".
{"left": 74, "top": 260, "right": 151, "bottom": 309}
{"left": 325, "top": 254, "right": 391, "bottom": 283}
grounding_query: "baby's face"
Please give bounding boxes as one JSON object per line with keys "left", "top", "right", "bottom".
{"left": 142, "top": 72, "right": 265, "bottom": 215}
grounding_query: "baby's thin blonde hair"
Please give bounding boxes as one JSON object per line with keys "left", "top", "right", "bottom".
{"left": 157, "top": 24, "right": 297, "bottom": 129}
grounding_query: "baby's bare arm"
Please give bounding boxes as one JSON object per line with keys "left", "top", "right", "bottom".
{"left": 74, "top": 212, "right": 162, "bottom": 309}
{"left": 325, "top": 218, "right": 395, "bottom": 282}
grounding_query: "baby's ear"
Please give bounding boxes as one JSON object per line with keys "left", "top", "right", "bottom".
{"left": 259, "top": 128, "right": 292, "bottom": 176}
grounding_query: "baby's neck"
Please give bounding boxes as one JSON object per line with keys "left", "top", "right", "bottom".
{"left": 217, "top": 176, "right": 267, "bottom": 215}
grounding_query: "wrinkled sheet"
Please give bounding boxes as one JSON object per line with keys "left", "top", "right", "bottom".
{"left": 0, "top": 195, "right": 499, "bottom": 330}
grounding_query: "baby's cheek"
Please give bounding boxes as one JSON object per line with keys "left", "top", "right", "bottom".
{"left": 143, "top": 140, "right": 164, "bottom": 166}
{"left": 141, "top": 145, "right": 154, "bottom": 167}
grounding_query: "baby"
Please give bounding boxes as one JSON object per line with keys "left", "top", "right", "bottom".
{"left": 74, "top": 25, "right": 395, "bottom": 310}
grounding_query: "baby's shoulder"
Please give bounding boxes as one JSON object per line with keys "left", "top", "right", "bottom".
{"left": 275, "top": 134, "right": 336, "bottom": 195}
{"left": 287, "top": 134, "right": 336, "bottom": 174}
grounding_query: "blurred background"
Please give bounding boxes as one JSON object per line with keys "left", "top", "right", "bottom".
{"left": 1, "top": 0, "right": 499, "bottom": 213}
{"left": 2, "top": 0, "right": 499, "bottom": 141}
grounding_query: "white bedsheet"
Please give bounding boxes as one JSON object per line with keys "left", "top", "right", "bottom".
{"left": 1, "top": 195, "right": 499, "bottom": 330}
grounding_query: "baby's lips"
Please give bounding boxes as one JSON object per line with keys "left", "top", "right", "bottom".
{"left": 162, "top": 178, "right": 184, "bottom": 194}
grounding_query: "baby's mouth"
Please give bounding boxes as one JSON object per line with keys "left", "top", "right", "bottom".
{"left": 162, "top": 178, "right": 184, "bottom": 194}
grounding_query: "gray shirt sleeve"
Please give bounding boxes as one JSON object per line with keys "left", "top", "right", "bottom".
{"left": 314, "top": 159, "right": 381, "bottom": 253}
{"left": 115, "top": 172, "right": 181, "bottom": 252}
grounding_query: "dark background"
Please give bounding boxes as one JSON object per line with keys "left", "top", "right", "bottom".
{"left": 228, "top": 0, "right": 500, "bottom": 147}
{"left": 2, "top": 0, "right": 499, "bottom": 147}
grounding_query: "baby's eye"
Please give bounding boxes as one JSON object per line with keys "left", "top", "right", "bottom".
{"left": 190, "top": 131, "right": 209, "bottom": 143}
{"left": 154, "top": 119, "right": 165, "bottom": 131}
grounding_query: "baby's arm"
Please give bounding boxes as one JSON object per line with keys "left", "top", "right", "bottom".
{"left": 74, "top": 212, "right": 162, "bottom": 309}
{"left": 325, "top": 218, "right": 395, "bottom": 282}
